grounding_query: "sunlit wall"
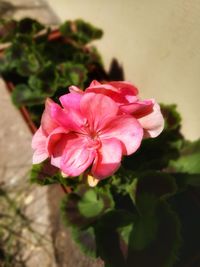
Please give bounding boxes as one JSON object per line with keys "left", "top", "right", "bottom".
{"left": 46, "top": 0, "right": 200, "bottom": 140}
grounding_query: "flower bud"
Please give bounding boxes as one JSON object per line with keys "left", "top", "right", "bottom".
{"left": 87, "top": 174, "right": 99, "bottom": 187}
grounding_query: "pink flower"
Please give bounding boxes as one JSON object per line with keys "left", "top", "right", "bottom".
{"left": 32, "top": 98, "right": 58, "bottom": 164}
{"left": 70, "top": 80, "right": 164, "bottom": 138}
{"left": 32, "top": 92, "right": 143, "bottom": 179}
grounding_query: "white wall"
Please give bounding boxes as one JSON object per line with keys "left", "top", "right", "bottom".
{"left": 46, "top": 0, "right": 200, "bottom": 140}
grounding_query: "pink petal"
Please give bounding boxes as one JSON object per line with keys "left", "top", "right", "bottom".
{"left": 47, "top": 127, "right": 67, "bottom": 154}
{"left": 59, "top": 92, "right": 83, "bottom": 110}
{"left": 43, "top": 127, "right": 69, "bottom": 168}
{"left": 138, "top": 102, "right": 164, "bottom": 138}
{"left": 86, "top": 83, "right": 118, "bottom": 92}
{"left": 100, "top": 115, "right": 143, "bottom": 155}
{"left": 32, "top": 150, "right": 48, "bottom": 165}
{"left": 120, "top": 99, "right": 153, "bottom": 116}
{"left": 80, "top": 93, "right": 119, "bottom": 132}
{"left": 91, "top": 138, "right": 122, "bottom": 179}
{"left": 108, "top": 81, "right": 139, "bottom": 100}
{"left": 32, "top": 127, "right": 48, "bottom": 164}
{"left": 86, "top": 84, "right": 128, "bottom": 104}
{"left": 50, "top": 136, "right": 69, "bottom": 168}
{"left": 86, "top": 81, "right": 138, "bottom": 105}
{"left": 60, "top": 133, "right": 95, "bottom": 176}
{"left": 41, "top": 98, "right": 58, "bottom": 135}
{"left": 69, "top": 85, "right": 84, "bottom": 94}
{"left": 51, "top": 103, "right": 85, "bottom": 132}
{"left": 89, "top": 80, "right": 101, "bottom": 87}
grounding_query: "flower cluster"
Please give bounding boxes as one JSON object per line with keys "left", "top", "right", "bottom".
{"left": 32, "top": 80, "right": 164, "bottom": 180}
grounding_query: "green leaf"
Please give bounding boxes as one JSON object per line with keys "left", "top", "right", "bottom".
{"left": 17, "top": 52, "right": 41, "bottom": 76}
{"left": 30, "top": 160, "right": 65, "bottom": 185}
{"left": 117, "top": 224, "right": 133, "bottom": 245}
{"left": 71, "top": 226, "right": 97, "bottom": 258}
{"left": 168, "top": 189, "right": 200, "bottom": 267}
{"left": 78, "top": 189, "right": 104, "bottom": 218}
{"left": 94, "top": 195, "right": 181, "bottom": 267}
{"left": 98, "top": 210, "right": 135, "bottom": 229}
{"left": 28, "top": 75, "right": 44, "bottom": 91}
{"left": 184, "top": 173, "right": 200, "bottom": 187}
{"left": 126, "top": 196, "right": 181, "bottom": 267}
{"left": 11, "top": 84, "right": 45, "bottom": 106}
{"left": 128, "top": 172, "right": 177, "bottom": 202}
{"left": 65, "top": 193, "right": 181, "bottom": 267}
{"left": 11, "top": 61, "right": 60, "bottom": 107}
{"left": 60, "top": 19, "right": 103, "bottom": 45}
{"left": 3, "top": 34, "right": 43, "bottom": 77}
{"left": 17, "top": 18, "right": 44, "bottom": 35}
{"left": 169, "top": 139, "right": 200, "bottom": 174}
{"left": 57, "top": 62, "right": 87, "bottom": 87}
{"left": 0, "top": 56, "right": 14, "bottom": 74}
{"left": 28, "top": 63, "right": 59, "bottom": 95}
{"left": 0, "top": 19, "right": 17, "bottom": 43}
{"left": 161, "top": 104, "right": 182, "bottom": 131}
{"left": 61, "top": 185, "right": 114, "bottom": 228}
{"left": 126, "top": 173, "right": 178, "bottom": 254}
{"left": 0, "top": 18, "right": 44, "bottom": 44}
{"left": 95, "top": 210, "right": 135, "bottom": 267}
{"left": 94, "top": 199, "right": 181, "bottom": 267}
{"left": 171, "top": 172, "right": 200, "bottom": 190}
{"left": 168, "top": 139, "right": 200, "bottom": 189}
{"left": 129, "top": 195, "right": 159, "bottom": 250}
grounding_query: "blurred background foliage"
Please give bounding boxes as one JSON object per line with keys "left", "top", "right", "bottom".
{"left": 0, "top": 18, "right": 107, "bottom": 126}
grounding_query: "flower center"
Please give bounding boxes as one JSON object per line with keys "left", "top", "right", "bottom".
{"left": 81, "top": 121, "right": 101, "bottom": 150}
{"left": 86, "top": 137, "right": 101, "bottom": 150}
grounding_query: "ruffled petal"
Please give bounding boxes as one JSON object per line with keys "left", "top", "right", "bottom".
{"left": 50, "top": 136, "right": 68, "bottom": 168}
{"left": 80, "top": 92, "right": 119, "bottom": 132}
{"left": 89, "top": 80, "right": 101, "bottom": 87}
{"left": 138, "top": 102, "right": 164, "bottom": 138}
{"left": 69, "top": 85, "right": 84, "bottom": 94}
{"left": 120, "top": 99, "right": 153, "bottom": 116}
{"left": 100, "top": 115, "right": 143, "bottom": 155}
{"left": 86, "top": 83, "right": 118, "bottom": 92}
{"left": 108, "top": 81, "right": 139, "bottom": 100}
{"left": 86, "top": 83, "right": 128, "bottom": 104}
{"left": 59, "top": 92, "right": 83, "bottom": 110}
{"left": 32, "top": 127, "right": 48, "bottom": 164}
{"left": 41, "top": 98, "right": 58, "bottom": 135}
{"left": 51, "top": 103, "right": 85, "bottom": 132}
{"left": 86, "top": 81, "right": 138, "bottom": 105}
{"left": 44, "top": 127, "right": 68, "bottom": 168}
{"left": 91, "top": 138, "right": 122, "bottom": 179}
{"left": 60, "top": 133, "right": 95, "bottom": 176}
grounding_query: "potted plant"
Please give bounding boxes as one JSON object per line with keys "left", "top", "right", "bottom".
{"left": 1, "top": 18, "right": 200, "bottom": 267}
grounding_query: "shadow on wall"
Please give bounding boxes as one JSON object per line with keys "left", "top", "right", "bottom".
{"left": 0, "top": 0, "right": 46, "bottom": 18}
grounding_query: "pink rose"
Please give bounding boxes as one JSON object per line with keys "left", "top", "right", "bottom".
{"left": 32, "top": 91, "right": 143, "bottom": 179}
{"left": 70, "top": 80, "right": 164, "bottom": 138}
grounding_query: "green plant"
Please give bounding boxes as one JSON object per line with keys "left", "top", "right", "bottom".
{"left": 2, "top": 17, "right": 199, "bottom": 267}
{"left": 0, "top": 18, "right": 106, "bottom": 126}
{"left": 31, "top": 104, "right": 200, "bottom": 267}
